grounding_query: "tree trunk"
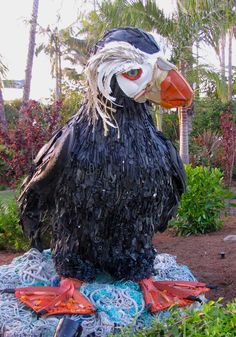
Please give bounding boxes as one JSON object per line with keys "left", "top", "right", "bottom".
{"left": 188, "top": 106, "right": 193, "bottom": 134}
{"left": 178, "top": 59, "right": 189, "bottom": 164}
{"left": 228, "top": 28, "right": 233, "bottom": 101}
{"left": 219, "top": 33, "right": 226, "bottom": 83}
{"left": 55, "top": 51, "right": 62, "bottom": 101}
{"left": 179, "top": 107, "right": 189, "bottom": 164}
{"left": 54, "top": 34, "right": 62, "bottom": 101}
{"left": 0, "top": 88, "right": 7, "bottom": 130}
{"left": 22, "top": 0, "right": 39, "bottom": 106}
{"left": 195, "top": 39, "right": 200, "bottom": 99}
{"left": 152, "top": 106, "right": 163, "bottom": 131}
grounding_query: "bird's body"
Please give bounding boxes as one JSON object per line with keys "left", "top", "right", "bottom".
{"left": 20, "top": 98, "right": 185, "bottom": 282}
{"left": 20, "top": 28, "right": 191, "bottom": 285}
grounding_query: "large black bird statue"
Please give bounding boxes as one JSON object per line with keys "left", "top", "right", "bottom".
{"left": 19, "top": 28, "right": 194, "bottom": 314}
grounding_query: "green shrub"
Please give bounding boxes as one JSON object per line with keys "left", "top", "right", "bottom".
{"left": 0, "top": 198, "right": 29, "bottom": 251}
{"left": 0, "top": 190, "right": 15, "bottom": 204}
{"left": 162, "top": 111, "right": 179, "bottom": 145}
{"left": 170, "top": 165, "right": 232, "bottom": 236}
{"left": 109, "top": 299, "right": 236, "bottom": 337}
{"left": 60, "top": 91, "right": 83, "bottom": 125}
{"left": 4, "top": 100, "right": 20, "bottom": 126}
{"left": 192, "top": 98, "right": 225, "bottom": 136}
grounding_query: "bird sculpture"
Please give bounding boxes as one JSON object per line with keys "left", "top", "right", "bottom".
{"left": 19, "top": 27, "right": 195, "bottom": 314}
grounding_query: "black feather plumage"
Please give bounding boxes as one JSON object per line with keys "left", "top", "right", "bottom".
{"left": 19, "top": 28, "right": 186, "bottom": 282}
{"left": 20, "top": 99, "right": 185, "bottom": 281}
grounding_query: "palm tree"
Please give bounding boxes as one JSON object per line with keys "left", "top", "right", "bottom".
{"left": 22, "top": 0, "right": 40, "bottom": 106}
{"left": 227, "top": 25, "right": 236, "bottom": 101}
{"left": 36, "top": 26, "right": 65, "bottom": 101}
{"left": 0, "top": 55, "right": 8, "bottom": 129}
{"left": 187, "top": 0, "right": 236, "bottom": 101}
{"left": 49, "top": 27, "right": 63, "bottom": 101}
{"left": 61, "top": 27, "right": 89, "bottom": 68}
{"left": 36, "top": 24, "right": 90, "bottom": 100}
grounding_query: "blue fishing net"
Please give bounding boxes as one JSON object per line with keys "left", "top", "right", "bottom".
{"left": 0, "top": 249, "right": 201, "bottom": 337}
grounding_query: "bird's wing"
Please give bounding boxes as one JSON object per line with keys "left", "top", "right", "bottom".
{"left": 166, "top": 138, "right": 186, "bottom": 195}
{"left": 154, "top": 131, "right": 186, "bottom": 233}
{"left": 18, "top": 115, "right": 76, "bottom": 250}
{"left": 146, "top": 112, "right": 186, "bottom": 194}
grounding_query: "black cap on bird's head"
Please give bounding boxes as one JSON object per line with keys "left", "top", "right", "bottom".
{"left": 85, "top": 27, "right": 193, "bottom": 133}
{"left": 93, "top": 27, "right": 160, "bottom": 55}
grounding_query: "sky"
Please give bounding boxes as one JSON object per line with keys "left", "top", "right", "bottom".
{"left": 0, "top": 0, "right": 84, "bottom": 101}
{"left": 0, "top": 0, "right": 235, "bottom": 101}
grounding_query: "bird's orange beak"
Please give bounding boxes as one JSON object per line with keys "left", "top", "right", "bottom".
{"left": 134, "top": 61, "right": 193, "bottom": 109}
{"left": 159, "top": 69, "right": 193, "bottom": 108}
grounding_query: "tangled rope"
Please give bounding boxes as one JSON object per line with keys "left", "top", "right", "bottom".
{"left": 0, "top": 249, "right": 199, "bottom": 337}
{"left": 153, "top": 253, "right": 196, "bottom": 281}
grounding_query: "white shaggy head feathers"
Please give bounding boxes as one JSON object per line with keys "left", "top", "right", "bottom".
{"left": 85, "top": 41, "right": 157, "bottom": 135}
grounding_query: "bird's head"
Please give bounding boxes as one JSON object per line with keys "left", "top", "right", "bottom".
{"left": 85, "top": 27, "right": 193, "bottom": 133}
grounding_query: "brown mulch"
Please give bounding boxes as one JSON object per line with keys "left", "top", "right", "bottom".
{"left": 0, "top": 251, "right": 21, "bottom": 265}
{"left": 0, "top": 187, "right": 236, "bottom": 304}
{"left": 153, "top": 214, "right": 236, "bottom": 304}
{"left": 154, "top": 182, "right": 236, "bottom": 303}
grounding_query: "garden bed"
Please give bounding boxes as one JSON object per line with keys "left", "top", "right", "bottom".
{"left": 153, "top": 214, "right": 236, "bottom": 303}
{"left": 154, "top": 182, "right": 236, "bottom": 303}
{"left": 0, "top": 213, "right": 235, "bottom": 303}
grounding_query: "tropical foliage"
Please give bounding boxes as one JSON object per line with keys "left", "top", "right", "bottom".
{"left": 0, "top": 198, "right": 29, "bottom": 251}
{"left": 35, "top": 23, "right": 88, "bottom": 100}
{"left": 22, "top": 0, "right": 39, "bottom": 106}
{"left": 220, "top": 102, "right": 236, "bottom": 185}
{"left": 170, "top": 165, "right": 233, "bottom": 236}
{"left": 0, "top": 100, "right": 61, "bottom": 186}
{"left": 109, "top": 299, "right": 236, "bottom": 337}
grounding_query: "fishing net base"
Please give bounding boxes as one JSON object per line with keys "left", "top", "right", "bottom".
{"left": 0, "top": 249, "right": 203, "bottom": 337}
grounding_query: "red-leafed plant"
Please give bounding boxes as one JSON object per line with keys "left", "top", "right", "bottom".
{"left": 220, "top": 104, "right": 236, "bottom": 186}
{"left": 190, "top": 130, "right": 223, "bottom": 168}
{"left": 0, "top": 100, "right": 62, "bottom": 186}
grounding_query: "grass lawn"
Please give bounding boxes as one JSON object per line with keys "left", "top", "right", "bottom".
{"left": 0, "top": 190, "right": 15, "bottom": 205}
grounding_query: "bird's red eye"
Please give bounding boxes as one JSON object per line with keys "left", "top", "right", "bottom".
{"left": 122, "top": 68, "right": 143, "bottom": 81}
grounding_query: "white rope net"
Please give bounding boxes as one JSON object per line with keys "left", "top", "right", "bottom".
{"left": 0, "top": 249, "right": 201, "bottom": 337}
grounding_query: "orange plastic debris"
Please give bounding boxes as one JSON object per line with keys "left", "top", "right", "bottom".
{"left": 139, "top": 279, "right": 210, "bottom": 313}
{"left": 15, "top": 278, "right": 96, "bottom": 317}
